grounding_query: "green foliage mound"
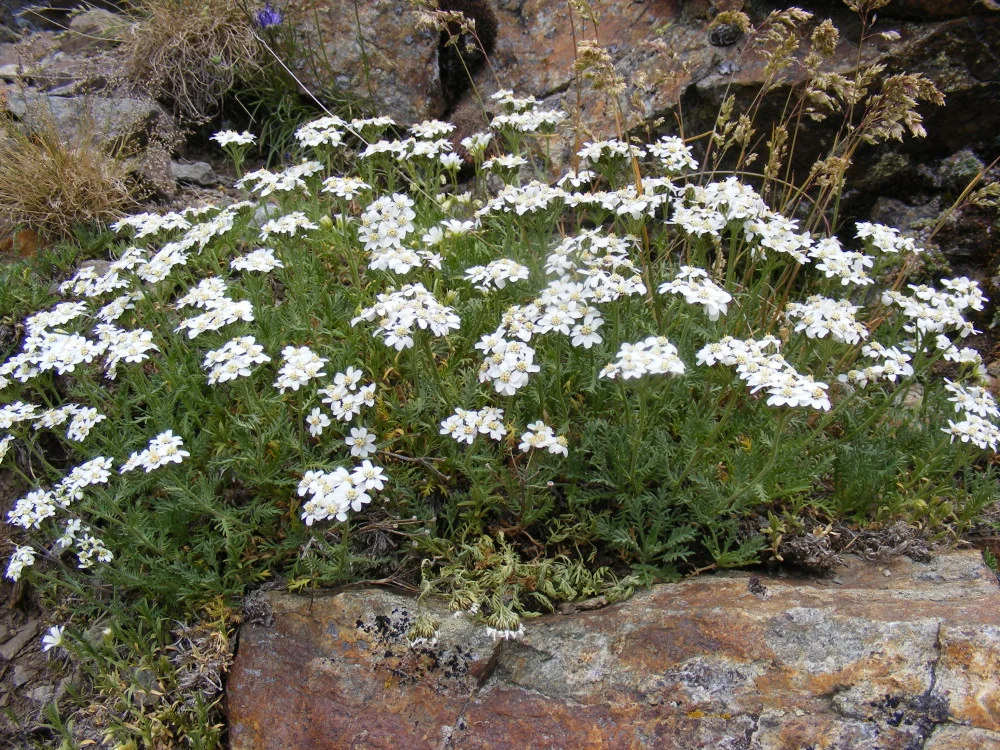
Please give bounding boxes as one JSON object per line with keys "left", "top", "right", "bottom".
{"left": 1, "top": 5, "right": 998, "bottom": 745}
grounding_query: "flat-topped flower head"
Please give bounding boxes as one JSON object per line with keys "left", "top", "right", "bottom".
{"left": 212, "top": 130, "right": 256, "bottom": 148}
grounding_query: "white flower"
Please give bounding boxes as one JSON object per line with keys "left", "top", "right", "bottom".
{"left": 345, "top": 427, "right": 377, "bottom": 457}
{"left": 658, "top": 266, "right": 732, "bottom": 321}
{"left": 440, "top": 407, "right": 507, "bottom": 445}
{"left": 259, "top": 212, "right": 319, "bottom": 240}
{"left": 306, "top": 408, "right": 331, "bottom": 438}
{"left": 5, "top": 545, "right": 36, "bottom": 581}
{"left": 274, "top": 346, "right": 327, "bottom": 393}
{"left": 601, "top": 336, "right": 686, "bottom": 380}
{"left": 464, "top": 259, "right": 530, "bottom": 292}
{"left": 212, "top": 130, "right": 256, "bottom": 147}
{"left": 352, "top": 283, "right": 460, "bottom": 351}
{"left": 0, "top": 434, "right": 13, "bottom": 462}
{"left": 518, "top": 420, "right": 567, "bottom": 456}
{"left": 41, "top": 625, "right": 65, "bottom": 653}
{"left": 120, "top": 430, "right": 190, "bottom": 474}
{"left": 351, "top": 459, "right": 386, "bottom": 491}
{"left": 203, "top": 336, "right": 271, "bottom": 384}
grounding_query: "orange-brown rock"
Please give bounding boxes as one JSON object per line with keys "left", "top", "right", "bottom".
{"left": 227, "top": 550, "right": 1000, "bottom": 749}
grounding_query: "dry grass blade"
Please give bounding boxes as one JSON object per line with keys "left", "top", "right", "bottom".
{"left": 0, "top": 105, "right": 138, "bottom": 239}
{"left": 121, "top": 0, "right": 261, "bottom": 122}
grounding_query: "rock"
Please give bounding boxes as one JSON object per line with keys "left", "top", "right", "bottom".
{"left": 253, "top": 203, "right": 280, "bottom": 227}
{"left": 11, "top": 665, "right": 35, "bottom": 688}
{"left": 938, "top": 148, "right": 985, "bottom": 192}
{"left": 171, "top": 160, "right": 218, "bottom": 187}
{"left": 924, "top": 724, "right": 1000, "bottom": 749}
{"left": 59, "top": 8, "right": 125, "bottom": 55}
{"left": 0, "top": 618, "right": 38, "bottom": 661}
{"left": 25, "top": 684, "right": 54, "bottom": 703}
{"left": 2, "top": 87, "right": 175, "bottom": 146}
{"left": 282, "top": 0, "right": 444, "bottom": 124}
{"left": 228, "top": 550, "right": 1000, "bottom": 749}
{"left": 0, "top": 227, "right": 43, "bottom": 257}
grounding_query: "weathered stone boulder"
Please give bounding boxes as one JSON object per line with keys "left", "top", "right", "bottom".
{"left": 171, "top": 160, "right": 218, "bottom": 187}
{"left": 227, "top": 549, "right": 1000, "bottom": 749}
{"left": 2, "top": 87, "right": 174, "bottom": 145}
{"left": 282, "top": 0, "right": 444, "bottom": 124}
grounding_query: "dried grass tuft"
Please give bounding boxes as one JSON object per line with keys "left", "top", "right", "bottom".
{"left": 0, "top": 106, "right": 138, "bottom": 239}
{"left": 121, "top": 0, "right": 261, "bottom": 122}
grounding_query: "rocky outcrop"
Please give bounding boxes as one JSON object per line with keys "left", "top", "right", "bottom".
{"left": 282, "top": 0, "right": 445, "bottom": 124}
{"left": 227, "top": 549, "right": 1000, "bottom": 749}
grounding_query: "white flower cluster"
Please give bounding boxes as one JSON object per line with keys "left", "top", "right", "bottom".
{"left": 463, "top": 259, "right": 530, "bottom": 292}
{"left": 321, "top": 176, "right": 371, "bottom": 200}
{"left": 856, "top": 221, "right": 923, "bottom": 255}
{"left": 0, "top": 401, "right": 39, "bottom": 429}
{"left": 356, "top": 193, "right": 441, "bottom": 273}
{"left": 67, "top": 406, "right": 105, "bottom": 441}
{"left": 203, "top": 336, "right": 271, "bottom": 384}
{"left": 318, "top": 367, "right": 377, "bottom": 422}
{"left": 273, "top": 346, "right": 327, "bottom": 393}
{"left": 112, "top": 211, "right": 191, "bottom": 238}
{"left": 0, "top": 434, "right": 13, "bottom": 461}
{"left": 59, "top": 255, "right": 138, "bottom": 299}
{"left": 658, "top": 266, "right": 732, "bottom": 321}
{"left": 697, "top": 336, "right": 831, "bottom": 410}
{"left": 7, "top": 456, "right": 113, "bottom": 530}
{"left": 295, "top": 115, "right": 346, "bottom": 148}
{"left": 175, "top": 295, "right": 254, "bottom": 340}
{"left": 881, "top": 278, "right": 984, "bottom": 338}
{"left": 211, "top": 130, "right": 256, "bottom": 147}
{"left": 5, "top": 545, "right": 36, "bottom": 581}
{"left": 440, "top": 407, "right": 507, "bottom": 444}
{"left": 477, "top": 181, "right": 565, "bottom": 216}
{"left": 352, "top": 283, "right": 461, "bottom": 350}
{"left": 744, "top": 211, "right": 812, "bottom": 263}
{"left": 785, "top": 295, "right": 868, "bottom": 345}
{"left": 556, "top": 167, "right": 596, "bottom": 190}
{"left": 808, "top": 237, "right": 874, "bottom": 287}
{"left": 298, "top": 460, "right": 387, "bottom": 525}
{"left": 942, "top": 378, "right": 1000, "bottom": 451}
{"left": 577, "top": 139, "right": 646, "bottom": 166}
{"left": 460, "top": 131, "right": 493, "bottom": 157}
{"left": 600, "top": 336, "right": 686, "bottom": 380}
{"left": 97, "top": 292, "right": 140, "bottom": 323}
{"left": 490, "top": 106, "right": 567, "bottom": 134}
{"left": 57, "top": 456, "right": 114, "bottom": 502}
{"left": 119, "top": 430, "right": 190, "bottom": 473}
{"left": 73, "top": 527, "right": 114, "bottom": 569}
{"left": 231, "top": 247, "right": 284, "bottom": 273}
{"left": 647, "top": 135, "right": 699, "bottom": 174}
{"left": 176, "top": 277, "right": 228, "bottom": 309}
{"left": 95, "top": 324, "right": 160, "bottom": 378}
{"left": 483, "top": 154, "right": 528, "bottom": 173}
{"left": 350, "top": 115, "right": 395, "bottom": 135}
{"left": 180, "top": 207, "right": 241, "bottom": 250}
{"left": 518, "top": 421, "right": 568, "bottom": 456}
{"left": 839, "top": 342, "right": 915, "bottom": 388}
{"left": 237, "top": 161, "right": 324, "bottom": 197}
{"left": 259, "top": 211, "right": 319, "bottom": 240}
{"left": 136, "top": 243, "right": 188, "bottom": 284}
{"left": 476, "top": 337, "right": 540, "bottom": 396}
{"left": 14, "top": 331, "right": 102, "bottom": 378}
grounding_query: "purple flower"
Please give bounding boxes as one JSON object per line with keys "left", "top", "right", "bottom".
{"left": 255, "top": 2, "right": 283, "bottom": 28}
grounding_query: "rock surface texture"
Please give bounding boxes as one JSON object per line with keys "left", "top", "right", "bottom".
{"left": 227, "top": 550, "right": 1000, "bottom": 749}
{"left": 282, "top": 0, "right": 444, "bottom": 124}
